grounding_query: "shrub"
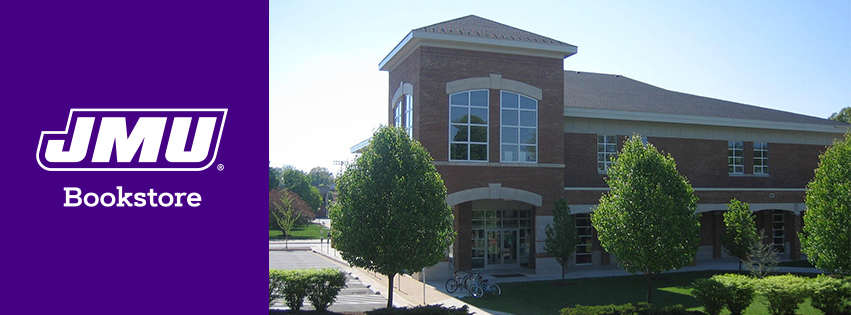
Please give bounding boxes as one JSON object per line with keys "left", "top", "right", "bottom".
{"left": 269, "top": 269, "right": 286, "bottom": 306}
{"left": 691, "top": 278, "right": 728, "bottom": 315}
{"left": 808, "top": 275, "right": 851, "bottom": 315}
{"left": 711, "top": 274, "right": 755, "bottom": 315}
{"left": 306, "top": 268, "right": 348, "bottom": 311}
{"left": 366, "top": 304, "right": 472, "bottom": 315}
{"left": 559, "top": 303, "right": 696, "bottom": 315}
{"left": 280, "top": 270, "right": 310, "bottom": 311}
{"left": 756, "top": 274, "right": 809, "bottom": 315}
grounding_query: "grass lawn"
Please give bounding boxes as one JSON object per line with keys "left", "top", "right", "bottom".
{"left": 462, "top": 271, "right": 824, "bottom": 315}
{"left": 269, "top": 223, "right": 330, "bottom": 240}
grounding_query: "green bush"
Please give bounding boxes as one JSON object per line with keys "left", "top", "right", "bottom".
{"left": 306, "top": 268, "right": 348, "bottom": 311}
{"left": 756, "top": 274, "right": 809, "bottom": 315}
{"left": 808, "top": 275, "right": 851, "bottom": 315}
{"left": 711, "top": 274, "right": 755, "bottom": 315}
{"left": 269, "top": 269, "right": 286, "bottom": 306}
{"left": 280, "top": 270, "right": 310, "bottom": 311}
{"left": 560, "top": 303, "right": 696, "bottom": 315}
{"left": 692, "top": 278, "right": 728, "bottom": 315}
{"left": 366, "top": 304, "right": 472, "bottom": 315}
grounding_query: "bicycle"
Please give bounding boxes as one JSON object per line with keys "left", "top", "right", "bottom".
{"left": 469, "top": 274, "right": 501, "bottom": 298}
{"left": 445, "top": 270, "right": 474, "bottom": 293}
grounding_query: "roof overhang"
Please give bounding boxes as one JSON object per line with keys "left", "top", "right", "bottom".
{"left": 379, "top": 30, "right": 578, "bottom": 72}
{"left": 564, "top": 107, "right": 850, "bottom": 134}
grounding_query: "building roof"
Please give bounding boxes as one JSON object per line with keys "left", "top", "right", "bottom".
{"left": 564, "top": 71, "right": 847, "bottom": 128}
{"left": 415, "top": 15, "right": 574, "bottom": 47}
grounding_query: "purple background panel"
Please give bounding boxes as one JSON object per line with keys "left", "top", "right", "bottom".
{"left": 1, "top": 1, "right": 268, "bottom": 314}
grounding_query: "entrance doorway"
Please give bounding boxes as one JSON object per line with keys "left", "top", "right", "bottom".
{"left": 471, "top": 209, "right": 531, "bottom": 269}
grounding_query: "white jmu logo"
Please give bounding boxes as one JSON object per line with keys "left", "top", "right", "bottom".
{"left": 37, "top": 109, "right": 227, "bottom": 171}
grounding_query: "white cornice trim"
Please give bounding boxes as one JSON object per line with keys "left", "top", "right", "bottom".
{"left": 568, "top": 203, "right": 806, "bottom": 214}
{"left": 380, "top": 31, "right": 577, "bottom": 72}
{"left": 435, "top": 161, "right": 564, "bottom": 168}
{"left": 564, "top": 107, "right": 847, "bottom": 134}
{"left": 565, "top": 187, "right": 807, "bottom": 192}
{"left": 445, "top": 74, "right": 543, "bottom": 100}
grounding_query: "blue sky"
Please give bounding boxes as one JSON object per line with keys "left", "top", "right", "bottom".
{"left": 269, "top": 0, "right": 850, "bottom": 175}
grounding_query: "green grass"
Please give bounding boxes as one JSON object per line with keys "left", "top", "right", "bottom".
{"left": 269, "top": 223, "right": 330, "bottom": 240}
{"left": 461, "top": 271, "right": 824, "bottom": 315}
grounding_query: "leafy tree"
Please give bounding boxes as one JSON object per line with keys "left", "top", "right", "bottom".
{"left": 802, "top": 132, "right": 851, "bottom": 275}
{"left": 745, "top": 230, "right": 778, "bottom": 278}
{"left": 269, "top": 165, "right": 282, "bottom": 191}
{"left": 270, "top": 189, "right": 314, "bottom": 249}
{"left": 308, "top": 167, "right": 335, "bottom": 187}
{"left": 544, "top": 198, "right": 579, "bottom": 282}
{"left": 276, "top": 167, "right": 323, "bottom": 210}
{"left": 720, "top": 199, "right": 759, "bottom": 271}
{"left": 829, "top": 107, "right": 851, "bottom": 124}
{"left": 331, "top": 126, "right": 454, "bottom": 308}
{"left": 591, "top": 134, "right": 701, "bottom": 304}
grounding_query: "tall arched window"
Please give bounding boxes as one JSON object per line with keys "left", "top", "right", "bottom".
{"left": 500, "top": 91, "right": 537, "bottom": 163}
{"left": 405, "top": 94, "right": 413, "bottom": 138}
{"left": 449, "top": 90, "right": 488, "bottom": 161}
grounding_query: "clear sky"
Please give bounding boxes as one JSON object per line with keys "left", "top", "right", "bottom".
{"left": 269, "top": 0, "right": 850, "bottom": 175}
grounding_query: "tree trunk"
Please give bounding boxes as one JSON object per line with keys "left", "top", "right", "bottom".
{"left": 738, "top": 260, "right": 742, "bottom": 271}
{"left": 646, "top": 273, "right": 654, "bottom": 304}
{"left": 283, "top": 229, "right": 288, "bottom": 250}
{"left": 387, "top": 273, "right": 394, "bottom": 309}
{"left": 561, "top": 262, "right": 566, "bottom": 282}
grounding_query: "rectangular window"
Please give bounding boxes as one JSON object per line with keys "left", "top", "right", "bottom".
{"left": 394, "top": 99, "right": 402, "bottom": 128}
{"left": 728, "top": 141, "right": 744, "bottom": 174}
{"left": 773, "top": 210, "right": 785, "bottom": 253}
{"left": 449, "top": 90, "right": 488, "bottom": 161}
{"left": 405, "top": 95, "right": 413, "bottom": 138}
{"left": 501, "top": 91, "right": 537, "bottom": 163}
{"left": 575, "top": 213, "right": 592, "bottom": 265}
{"left": 754, "top": 142, "right": 768, "bottom": 174}
{"left": 597, "top": 135, "right": 617, "bottom": 173}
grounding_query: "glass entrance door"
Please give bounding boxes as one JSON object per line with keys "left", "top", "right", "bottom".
{"left": 472, "top": 209, "right": 531, "bottom": 270}
{"left": 502, "top": 230, "right": 518, "bottom": 265}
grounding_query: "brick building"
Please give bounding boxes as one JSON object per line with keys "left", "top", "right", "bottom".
{"left": 371, "top": 15, "right": 848, "bottom": 277}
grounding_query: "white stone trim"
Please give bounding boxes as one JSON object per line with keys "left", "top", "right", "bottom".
{"left": 435, "top": 161, "right": 564, "bottom": 168}
{"left": 446, "top": 183, "right": 542, "bottom": 206}
{"left": 391, "top": 82, "right": 414, "bottom": 110}
{"left": 561, "top": 203, "right": 806, "bottom": 214}
{"left": 445, "top": 74, "right": 543, "bottom": 100}
{"left": 565, "top": 187, "right": 807, "bottom": 192}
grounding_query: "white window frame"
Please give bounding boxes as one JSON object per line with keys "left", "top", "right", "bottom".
{"left": 500, "top": 91, "right": 538, "bottom": 163}
{"left": 448, "top": 90, "right": 489, "bottom": 162}
{"left": 394, "top": 99, "right": 403, "bottom": 128}
{"left": 597, "top": 135, "right": 617, "bottom": 173}
{"left": 404, "top": 94, "right": 413, "bottom": 138}
{"left": 729, "top": 141, "right": 744, "bottom": 174}
{"left": 754, "top": 142, "right": 768, "bottom": 175}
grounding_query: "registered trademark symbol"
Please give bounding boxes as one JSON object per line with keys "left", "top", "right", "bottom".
{"left": 217, "top": 164, "right": 224, "bottom": 171}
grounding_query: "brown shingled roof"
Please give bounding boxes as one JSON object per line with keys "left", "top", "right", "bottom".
{"left": 415, "top": 15, "right": 573, "bottom": 47}
{"left": 565, "top": 71, "right": 846, "bottom": 126}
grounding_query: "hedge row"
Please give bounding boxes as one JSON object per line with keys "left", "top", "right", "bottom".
{"left": 560, "top": 302, "right": 703, "bottom": 315}
{"left": 366, "top": 305, "right": 473, "bottom": 315}
{"left": 269, "top": 268, "right": 347, "bottom": 311}
{"left": 691, "top": 274, "right": 851, "bottom": 315}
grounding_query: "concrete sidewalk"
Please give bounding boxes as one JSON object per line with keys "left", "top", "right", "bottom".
{"left": 311, "top": 245, "right": 507, "bottom": 315}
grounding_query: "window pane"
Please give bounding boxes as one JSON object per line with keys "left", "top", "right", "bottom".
{"left": 450, "top": 93, "right": 468, "bottom": 105}
{"left": 519, "top": 95, "right": 536, "bottom": 109}
{"left": 501, "top": 91, "right": 518, "bottom": 108}
{"left": 519, "top": 111, "right": 536, "bottom": 127}
{"left": 502, "top": 127, "right": 518, "bottom": 143}
{"left": 470, "top": 144, "right": 487, "bottom": 161}
{"left": 470, "top": 108, "right": 488, "bottom": 124}
{"left": 502, "top": 145, "right": 518, "bottom": 161}
{"left": 606, "top": 135, "right": 616, "bottom": 143}
{"left": 450, "top": 106, "right": 468, "bottom": 123}
{"left": 470, "top": 90, "right": 488, "bottom": 107}
{"left": 470, "top": 126, "right": 487, "bottom": 143}
{"left": 520, "top": 145, "right": 537, "bottom": 162}
{"left": 598, "top": 163, "right": 607, "bottom": 172}
{"left": 450, "top": 144, "right": 468, "bottom": 160}
{"left": 450, "top": 125, "right": 468, "bottom": 142}
{"left": 606, "top": 144, "right": 617, "bottom": 153}
{"left": 502, "top": 109, "right": 518, "bottom": 125}
{"left": 519, "top": 128, "right": 536, "bottom": 144}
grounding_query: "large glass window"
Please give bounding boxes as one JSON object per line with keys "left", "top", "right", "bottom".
{"left": 754, "top": 142, "right": 768, "bottom": 174}
{"left": 405, "top": 95, "right": 413, "bottom": 138}
{"left": 394, "top": 99, "right": 403, "bottom": 128}
{"left": 500, "top": 91, "right": 537, "bottom": 162}
{"left": 449, "top": 90, "right": 488, "bottom": 161}
{"left": 729, "top": 141, "right": 744, "bottom": 174}
{"left": 471, "top": 209, "right": 532, "bottom": 269}
{"left": 597, "top": 135, "right": 617, "bottom": 173}
{"left": 575, "top": 213, "right": 593, "bottom": 265}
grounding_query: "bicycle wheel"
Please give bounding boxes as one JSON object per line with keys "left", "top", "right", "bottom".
{"left": 470, "top": 284, "right": 484, "bottom": 298}
{"left": 489, "top": 282, "right": 501, "bottom": 296}
{"left": 445, "top": 278, "right": 458, "bottom": 293}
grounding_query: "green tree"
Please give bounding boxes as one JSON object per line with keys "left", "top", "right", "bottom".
{"left": 745, "top": 230, "right": 778, "bottom": 278}
{"left": 720, "top": 199, "right": 759, "bottom": 271}
{"left": 802, "top": 132, "right": 851, "bottom": 275}
{"left": 270, "top": 189, "right": 312, "bottom": 249}
{"left": 829, "top": 107, "right": 851, "bottom": 124}
{"left": 278, "top": 168, "right": 323, "bottom": 210}
{"left": 591, "top": 134, "right": 701, "bottom": 304}
{"left": 331, "top": 126, "right": 454, "bottom": 308}
{"left": 269, "top": 165, "right": 282, "bottom": 191}
{"left": 308, "top": 167, "right": 335, "bottom": 187}
{"left": 544, "top": 198, "right": 579, "bottom": 282}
